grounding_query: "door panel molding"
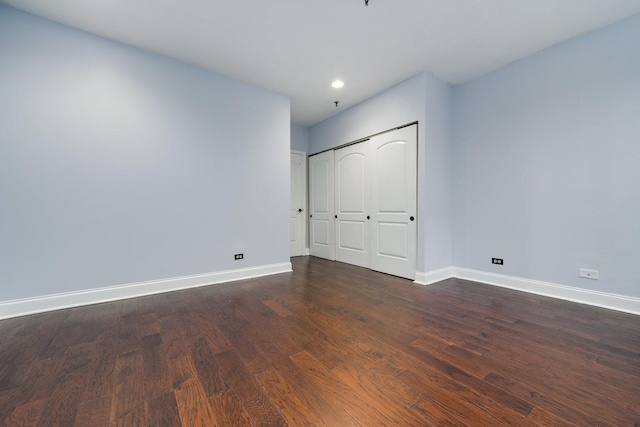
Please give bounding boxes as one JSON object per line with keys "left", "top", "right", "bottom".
{"left": 335, "top": 143, "right": 370, "bottom": 268}
{"left": 370, "top": 125, "right": 417, "bottom": 279}
{"left": 309, "top": 151, "right": 335, "bottom": 260}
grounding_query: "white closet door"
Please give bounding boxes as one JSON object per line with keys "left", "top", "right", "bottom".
{"left": 290, "top": 151, "right": 306, "bottom": 257}
{"left": 335, "top": 142, "right": 370, "bottom": 268}
{"left": 309, "top": 151, "right": 335, "bottom": 260}
{"left": 370, "top": 125, "right": 417, "bottom": 280}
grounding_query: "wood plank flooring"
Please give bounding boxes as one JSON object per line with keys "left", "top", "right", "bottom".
{"left": 1, "top": 256, "right": 639, "bottom": 426}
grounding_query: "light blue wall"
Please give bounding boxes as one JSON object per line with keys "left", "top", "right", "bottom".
{"left": 452, "top": 14, "right": 640, "bottom": 297}
{"left": 290, "top": 124, "right": 309, "bottom": 153}
{"left": 309, "top": 74, "right": 427, "bottom": 154}
{"left": 0, "top": 7, "right": 291, "bottom": 302}
{"left": 424, "top": 74, "right": 454, "bottom": 272}
{"left": 309, "top": 73, "right": 453, "bottom": 273}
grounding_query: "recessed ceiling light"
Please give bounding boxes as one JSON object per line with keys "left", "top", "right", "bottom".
{"left": 331, "top": 80, "right": 344, "bottom": 89}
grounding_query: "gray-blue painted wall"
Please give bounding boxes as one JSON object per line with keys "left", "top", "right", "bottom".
{"left": 290, "top": 125, "right": 309, "bottom": 153}
{"left": 0, "top": 7, "right": 291, "bottom": 302}
{"left": 452, "top": 13, "right": 640, "bottom": 297}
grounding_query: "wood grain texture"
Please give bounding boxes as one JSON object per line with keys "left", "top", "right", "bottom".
{"left": 145, "top": 392, "right": 181, "bottom": 427}
{"left": 169, "top": 355, "right": 220, "bottom": 426}
{"left": 208, "top": 390, "right": 253, "bottom": 427}
{"left": 0, "top": 256, "right": 638, "bottom": 426}
{"left": 73, "top": 397, "right": 110, "bottom": 427}
{"left": 4, "top": 399, "right": 46, "bottom": 427}
{"left": 215, "top": 350, "right": 288, "bottom": 427}
{"left": 257, "top": 368, "right": 326, "bottom": 427}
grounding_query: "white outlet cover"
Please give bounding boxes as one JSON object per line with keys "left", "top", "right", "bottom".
{"left": 579, "top": 268, "right": 599, "bottom": 280}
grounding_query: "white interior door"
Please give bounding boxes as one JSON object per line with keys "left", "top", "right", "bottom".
{"left": 370, "top": 125, "right": 417, "bottom": 279}
{"left": 290, "top": 151, "right": 306, "bottom": 257}
{"left": 335, "top": 142, "right": 370, "bottom": 268}
{"left": 309, "top": 151, "right": 335, "bottom": 260}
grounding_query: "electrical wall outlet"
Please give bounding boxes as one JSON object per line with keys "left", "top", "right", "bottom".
{"left": 234, "top": 253, "right": 244, "bottom": 260}
{"left": 579, "top": 268, "right": 599, "bottom": 280}
{"left": 492, "top": 258, "right": 504, "bottom": 265}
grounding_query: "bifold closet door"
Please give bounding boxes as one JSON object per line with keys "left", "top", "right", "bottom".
{"left": 309, "top": 150, "right": 335, "bottom": 260}
{"left": 335, "top": 142, "right": 370, "bottom": 268}
{"left": 370, "top": 125, "right": 417, "bottom": 280}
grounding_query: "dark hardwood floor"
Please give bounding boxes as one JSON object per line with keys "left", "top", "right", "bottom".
{"left": 0, "top": 256, "right": 639, "bottom": 426}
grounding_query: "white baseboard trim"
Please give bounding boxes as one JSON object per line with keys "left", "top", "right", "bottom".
{"left": 414, "top": 267, "right": 454, "bottom": 285}
{"left": 303, "top": 248, "right": 310, "bottom": 256}
{"left": 0, "top": 262, "right": 292, "bottom": 320}
{"left": 4, "top": 263, "right": 637, "bottom": 319}
{"left": 452, "top": 267, "right": 640, "bottom": 316}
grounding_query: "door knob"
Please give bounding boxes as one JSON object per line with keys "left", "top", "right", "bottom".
{"left": 367, "top": 216, "right": 370, "bottom": 220}
{"left": 410, "top": 216, "right": 415, "bottom": 221}
{"left": 335, "top": 215, "right": 338, "bottom": 219}
{"left": 310, "top": 214, "right": 312, "bottom": 218}
{"left": 298, "top": 208, "right": 303, "bottom": 212}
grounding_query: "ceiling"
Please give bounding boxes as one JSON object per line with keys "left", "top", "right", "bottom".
{"left": 2, "top": 0, "right": 640, "bottom": 126}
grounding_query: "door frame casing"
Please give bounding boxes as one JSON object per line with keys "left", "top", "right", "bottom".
{"left": 290, "top": 150, "right": 308, "bottom": 257}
